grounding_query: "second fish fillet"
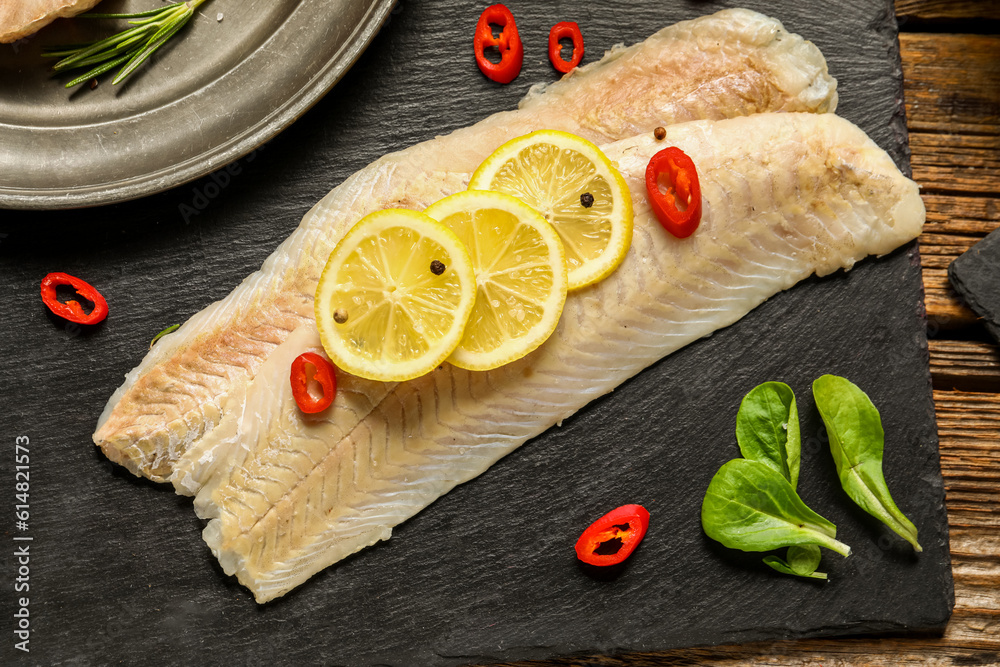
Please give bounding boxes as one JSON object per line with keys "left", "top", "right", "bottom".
{"left": 93, "top": 8, "right": 838, "bottom": 484}
{"left": 194, "top": 113, "right": 925, "bottom": 602}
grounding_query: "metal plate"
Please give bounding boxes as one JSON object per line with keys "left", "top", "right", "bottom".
{"left": 0, "top": 0, "right": 396, "bottom": 210}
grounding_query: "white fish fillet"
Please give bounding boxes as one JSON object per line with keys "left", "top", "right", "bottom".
{"left": 196, "top": 112, "right": 924, "bottom": 602}
{"left": 93, "top": 8, "right": 840, "bottom": 483}
{"left": 0, "top": 0, "right": 101, "bottom": 43}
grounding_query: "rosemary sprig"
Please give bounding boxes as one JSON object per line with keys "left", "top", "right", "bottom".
{"left": 42, "top": 0, "right": 212, "bottom": 88}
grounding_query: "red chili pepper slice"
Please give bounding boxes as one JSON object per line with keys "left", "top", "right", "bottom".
{"left": 473, "top": 4, "right": 523, "bottom": 84}
{"left": 645, "top": 146, "right": 702, "bottom": 239}
{"left": 548, "top": 21, "right": 584, "bottom": 73}
{"left": 290, "top": 352, "right": 337, "bottom": 414}
{"left": 574, "top": 504, "right": 650, "bottom": 567}
{"left": 40, "top": 272, "right": 108, "bottom": 326}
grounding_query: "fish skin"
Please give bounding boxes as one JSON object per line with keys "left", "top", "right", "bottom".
{"left": 0, "top": 0, "right": 102, "bottom": 43}
{"left": 195, "top": 113, "right": 925, "bottom": 603}
{"left": 93, "top": 8, "right": 839, "bottom": 483}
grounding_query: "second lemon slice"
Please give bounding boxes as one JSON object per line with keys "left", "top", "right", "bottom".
{"left": 424, "top": 191, "right": 568, "bottom": 371}
{"left": 315, "top": 209, "right": 476, "bottom": 382}
{"left": 467, "top": 130, "right": 633, "bottom": 290}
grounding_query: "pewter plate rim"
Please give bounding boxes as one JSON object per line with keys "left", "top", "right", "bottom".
{"left": 0, "top": 0, "right": 396, "bottom": 210}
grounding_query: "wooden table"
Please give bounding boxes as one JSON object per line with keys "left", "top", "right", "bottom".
{"left": 499, "top": 2, "right": 1000, "bottom": 665}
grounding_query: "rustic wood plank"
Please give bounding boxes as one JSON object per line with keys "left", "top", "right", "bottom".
{"left": 915, "top": 197, "right": 999, "bottom": 327}
{"left": 936, "top": 391, "right": 1000, "bottom": 531}
{"left": 900, "top": 33, "right": 1000, "bottom": 136}
{"left": 922, "top": 278, "right": 975, "bottom": 333}
{"left": 920, "top": 194, "right": 1000, "bottom": 235}
{"left": 900, "top": 32, "right": 1000, "bottom": 329}
{"left": 896, "top": 0, "right": 1000, "bottom": 21}
{"left": 920, "top": 233, "right": 981, "bottom": 254}
{"left": 910, "top": 133, "right": 1000, "bottom": 196}
{"left": 929, "top": 340, "right": 1000, "bottom": 391}
{"left": 922, "top": 287, "right": 976, "bottom": 330}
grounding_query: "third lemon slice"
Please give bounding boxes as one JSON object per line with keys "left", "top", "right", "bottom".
{"left": 424, "top": 190, "right": 567, "bottom": 371}
{"left": 468, "top": 130, "right": 633, "bottom": 290}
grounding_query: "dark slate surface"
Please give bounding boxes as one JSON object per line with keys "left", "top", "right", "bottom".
{"left": 949, "top": 229, "right": 1000, "bottom": 343}
{"left": 0, "top": 0, "right": 953, "bottom": 665}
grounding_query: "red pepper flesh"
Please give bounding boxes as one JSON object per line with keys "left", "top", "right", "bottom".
{"left": 575, "top": 504, "right": 650, "bottom": 567}
{"left": 548, "top": 21, "right": 584, "bottom": 73}
{"left": 645, "top": 146, "right": 702, "bottom": 239}
{"left": 290, "top": 352, "right": 337, "bottom": 414}
{"left": 40, "top": 272, "right": 109, "bottom": 326}
{"left": 473, "top": 4, "right": 523, "bottom": 84}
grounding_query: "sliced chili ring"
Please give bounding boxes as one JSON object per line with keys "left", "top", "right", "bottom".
{"left": 548, "top": 21, "right": 584, "bottom": 73}
{"left": 574, "top": 504, "right": 650, "bottom": 567}
{"left": 290, "top": 352, "right": 337, "bottom": 414}
{"left": 473, "top": 4, "right": 523, "bottom": 84}
{"left": 645, "top": 146, "right": 702, "bottom": 239}
{"left": 40, "top": 272, "right": 109, "bottom": 325}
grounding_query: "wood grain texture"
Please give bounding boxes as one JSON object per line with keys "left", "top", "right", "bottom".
{"left": 930, "top": 340, "right": 1000, "bottom": 392}
{"left": 900, "top": 33, "right": 1000, "bottom": 136}
{"left": 896, "top": 0, "right": 1000, "bottom": 21}
{"left": 910, "top": 133, "right": 1000, "bottom": 195}
{"left": 903, "top": 30, "right": 1000, "bottom": 333}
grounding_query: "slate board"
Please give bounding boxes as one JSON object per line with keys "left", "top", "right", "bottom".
{"left": 949, "top": 229, "right": 1000, "bottom": 343}
{"left": 0, "top": 0, "right": 954, "bottom": 664}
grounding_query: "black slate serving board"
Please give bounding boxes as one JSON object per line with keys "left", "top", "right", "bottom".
{"left": 0, "top": 1, "right": 953, "bottom": 665}
{"left": 949, "top": 229, "right": 1000, "bottom": 343}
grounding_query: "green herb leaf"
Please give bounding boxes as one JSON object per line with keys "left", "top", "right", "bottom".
{"left": 149, "top": 324, "right": 180, "bottom": 349}
{"left": 812, "top": 375, "right": 922, "bottom": 552}
{"left": 42, "top": 0, "right": 211, "bottom": 89}
{"left": 701, "top": 459, "right": 851, "bottom": 557}
{"left": 112, "top": 9, "right": 192, "bottom": 85}
{"left": 82, "top": 3, "right": 188, "bottom": 20}
{"left": 736, "top": 381, "right": 801, "bottom": 489}
{"left": 763, "top": 545, "right": 828, "bottom": 580}
{"left": 787, "top": 544, "right": 822, "bottom": 574}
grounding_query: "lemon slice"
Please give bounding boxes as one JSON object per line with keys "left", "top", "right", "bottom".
{"left": 468, "top": 130, "right": 633, "bottom": 290}
{"left": 315, "top": 209, "right": 476, "bottom": 382}
{"left": 424, "top": 191, "right": 568, "bottom": 371}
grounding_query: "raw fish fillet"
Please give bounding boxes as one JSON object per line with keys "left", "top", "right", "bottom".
{"left": 197, "top": 112, "right": 924, "bottom": 602}
{"left": 94, "top": 8, "right": 840, "bottom": 483}
{"left": 0, "top": 0, "right": 101, "bottom": 43}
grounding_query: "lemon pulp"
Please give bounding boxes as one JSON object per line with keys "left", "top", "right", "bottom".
{"left": 314, "top": 209, "right": 476, "bottom": 382}
{"left": 425, "top": 190, "right": 567, "bottom": 371}
{"left": 468, "top": 130, "right": 633, "bottom": 290}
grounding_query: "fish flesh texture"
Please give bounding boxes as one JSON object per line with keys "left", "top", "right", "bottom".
{"left": 0, "top": 0, "right": 102, "bottom": 43}
{"left": 201, "top": 111, "right": 923, "bottom": 602}
{"left": 94, "top": 8, "right": 840, "bottom": 485}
